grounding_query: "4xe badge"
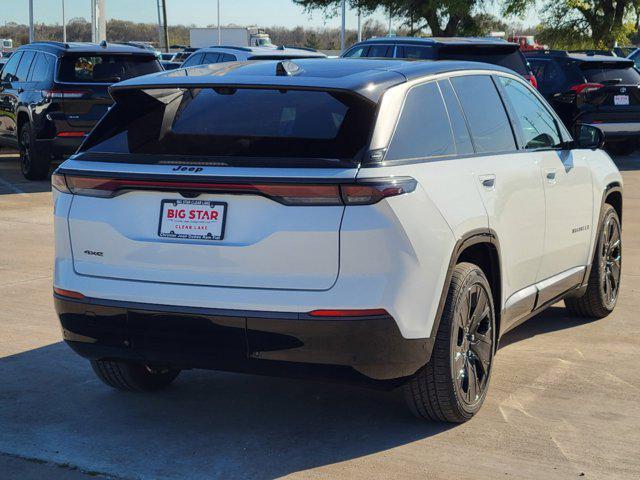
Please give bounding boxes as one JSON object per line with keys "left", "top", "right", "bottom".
{"left": 84, "top": 250, "right": 104, "bottom": 257}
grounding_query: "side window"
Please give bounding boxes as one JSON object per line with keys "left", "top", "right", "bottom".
{"left": 220, "top": 53, "right": 237, "bottom": 62}
{"left": 367, "top": 45, "right": 393, "bottom": 58}
{"left": 438, "top": 79, "right": 474, "bottom": 155}
{"left": 182, "top": 53, "right": 204, "bottom": 68}
{"left": 28, "top": 53, "right": 55, "bottom": 83}
{"left": 498, "top": 76, "right": 562, "bottom": 149}
{"left": 0, "top": 51, "right": 22, "bottom": 82}
{"left": 202, "top": 53, "right": 220, "bottom": 64}
{"left": 343, "top": 46, "right": 369, "bottom": 58}
{"left": 15, "top": 50, "right": 36, "bottom": 82}
{"left": 451, "top": 75, "right": 516, "bottom": 154}
{"left": 386, "top": 82, "right": 455, "bottom": 161}
{"left": 397, "top": 46, "right": 433, "bottom": 60}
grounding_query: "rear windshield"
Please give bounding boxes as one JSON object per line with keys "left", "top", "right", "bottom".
{"left": 437, "top": 47, "right": 529, "bottom": 75}
{"left": 580, "top": 63, "right": 640, "bottom": 84}
{"left": 81, "top": 87, "right": 375, "bottom": 164}
{"left": 58, "top": 54, "right": 162, "bottom": 83}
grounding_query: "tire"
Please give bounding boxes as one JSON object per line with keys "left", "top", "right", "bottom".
{"left": 403, "top": 262, "right": 496, "bottom": 423}
{"left": 605, "top": 140, "right": 636, "bottom": 157}
{"left": 91, "top": 359, "right": 180, "bottom": 392}
{"left": 565, "top": 204, "right": 621, "bottom": 318}
{"left": 19, "top": 123, "right": 50, "bottom": 180}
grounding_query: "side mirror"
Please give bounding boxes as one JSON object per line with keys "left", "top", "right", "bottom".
{"left": 574, "top": 124, "right": 605, "bottom": 150}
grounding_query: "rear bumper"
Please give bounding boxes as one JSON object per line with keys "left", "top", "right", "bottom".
{"left": 55, "top": 295, "right": 433, "bottom": 387}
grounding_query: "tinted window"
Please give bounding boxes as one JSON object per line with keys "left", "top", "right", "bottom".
{"left": 220, "top": 53, "right": 237, "bottom": 62}
{"left": 581, "top": 63, "right": 640, "bottom": 83}
{"left": 438, "top": 79, "right": 474, "bottom": 155}
{"left": 83, "top": 88, "right": 375, "bottom": 161}
{"left": 15, "top": 50, "right": 36, "bottom": 82}
{"left": 182, "top": 53, "right": 203, "bottom": 68}
{"left": 0, "top": 51, "right": 22, "bottom": 82}
{"left": 367, "top": 45, "right": 393, "bottom": 58}
{"left": 58, "top": 55, "right": 161, "bottom": 83}
{"left": 343, "top": 46, "right": 368, "bottom": 58}
{"left": 29, "top": 53, "right": 55, "bottom": 82}
{"left": 498, "top": 76, "right": 562, "bottom": 149}
{"left": 386, "top": 82, "right": 455, "bottom": 161}
{"left": 528, "top": 58, "right": 566, "bottom": 96}
{"left": 451, "top": 75, "right": 516, "bottom": 153}
{"left": 397, "top": 45, "right": 433, "bottom": 60}
{"left": 439, "top": 47, "right": 528, "bottom": 75}
{"left": 202, "top": 53, "right": 220, "bottom": 64}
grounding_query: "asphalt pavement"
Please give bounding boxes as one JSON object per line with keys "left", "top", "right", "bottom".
{"left": 1, "top": 150, "right": 639, "bottom": 479}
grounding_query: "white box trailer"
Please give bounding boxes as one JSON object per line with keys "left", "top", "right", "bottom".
{"left": 190, "top": 27, "right": 272, "bottom": 48}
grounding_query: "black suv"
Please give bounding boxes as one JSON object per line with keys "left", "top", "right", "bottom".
{"left": 341, "top": 37, "right": 537, "bottom": 88}
{"left": 0, "top": 42, "right": 162, "bottom": 179}
{"left": 526, "top": 50, "right": 640, "bottom": 155}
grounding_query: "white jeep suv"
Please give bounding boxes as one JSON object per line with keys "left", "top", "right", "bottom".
{"left": 52, "top": 59, "right": 622, "bottom": 422}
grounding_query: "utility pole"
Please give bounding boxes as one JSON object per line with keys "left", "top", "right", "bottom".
{"left": 388, "top": 7, "right": 392, "bottom": 36}
{"left": 217, "top": 0, "right": 221, "bottom": 46}
{"left": 62, "top": 0, "right": 66, "bottom": 43}
{"left": 156, "top": 0, "right": 163, "bottom": 50}
{"left": 357, "top": 9, "right": 362, "bottom": 42}
{"left": 340, "top": 0, "right": 346, "bottom": 51}
{"left": 161, "top": 0, "right": 169, "bottom": 52}
{"left": 28, "top": 0, "right": 34, "bottom": 43}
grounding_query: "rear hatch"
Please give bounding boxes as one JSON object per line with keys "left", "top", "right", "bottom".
{"left": 56, "top": 53, "right": 162, "bottom": 129}
{"left": 61, "top": 85, "right": 376, "bottom": 291}
{"left": 575, "top": 60, "right": 640, "bottom": 121}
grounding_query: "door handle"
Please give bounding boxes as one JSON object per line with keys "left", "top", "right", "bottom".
{"left": 479, "top": 174, "right": 496, "bottom": 189}
{"left": 545, "top": 168, "right": 557, "bottom": 183}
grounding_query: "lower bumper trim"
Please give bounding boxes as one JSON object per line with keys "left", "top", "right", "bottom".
{"left": 55, "top": 296, "right": 433, "bottom": 387}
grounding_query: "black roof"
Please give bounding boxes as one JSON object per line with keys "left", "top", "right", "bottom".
{"left": 111, "top": 58, "right": 517, "bottom": 103}
{"left": 17, "top": 41, "right": 158, "bottom": 57}
{"left": 525, "top": 50, "right": 634, "bottom": 66}
{"left": 348, "top": 36, "right": 518, "bottom": 48}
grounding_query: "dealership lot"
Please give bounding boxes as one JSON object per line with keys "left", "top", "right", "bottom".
{"left": 0, "top": 150, "right": 639, "bottom": 479}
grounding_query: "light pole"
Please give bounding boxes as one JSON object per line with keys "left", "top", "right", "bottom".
{"left": 156, "top": 0, "right": 163, "bottom": 50}
{"left": 217, "top": 0, "right": 221, "bottom": 46}
{"left": 28, "top": 0, "right": 34, "bottom": 43}
{"left": 62, "top": 0, "right": 66, "bottom": 43}
{"left": 161, "top": 0, "right": 169, "bottom": 52}
{"left": 340, "top": 0, "right": 346, "bottom": 51}
{"left": 357, "top": 9, "right": 362, "bottom": 42}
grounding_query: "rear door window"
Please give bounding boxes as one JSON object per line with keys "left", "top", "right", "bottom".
{"left": 451, "top": 75, "right": 517, "bottom": 154}
{"left": 396, "top": 45, "right": 434, "bottom": 60}
{"left": 367, "top": 45, "right": 394, "bottom": 58}
{"left": 58, "top": 54, "right": 161, "bottom": 83}
{"left": 386, "top": 82, "right": 455, "bottom": 161}
{"left": 580, "top": 63, "right": 640, "bottom": 84}
{"left": 498, "top": 76, "right": 562, "bottom": 149}
{"left": 15, "top": 50, "right": 36, "bottom": 82}
{"left": 182, "top": 53, "right": 204, "bottom": 68}
{"left": 202, "top": 53, "right": 220, "bottom": 64}
{"left": 220, "top": 53, "right": 237, "bottom": 62}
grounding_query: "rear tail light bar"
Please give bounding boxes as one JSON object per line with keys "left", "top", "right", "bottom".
{"left": 56, "top": 131, "right": 86, "bottom": 137}
{"left": 570, "top": 83, "right": 604, "bottom": 94}
{"left": 51, "top": 173, "right": 417, "bottom": 206}
{"left": 308, "top": 308, "right": 389, "bottom": 317}
{"left": 53, "top": 287, "right": 85, "bottom": 300}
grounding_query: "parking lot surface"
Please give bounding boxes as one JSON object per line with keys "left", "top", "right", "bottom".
{"left": 1, "top": 150, "right": 639, "bottom": 480}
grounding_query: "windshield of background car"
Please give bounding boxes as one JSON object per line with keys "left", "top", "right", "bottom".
{"left": 580, "top": 62, "right": 640, "bottom": 84}
{"left": 81, "top": 87, "right": 376, "bottom": 164}
{"left": 437, "top": 46, "right": 529, "bottom": 75}
{"left": 58, "top": 54, "right": 162, "bottom": 83}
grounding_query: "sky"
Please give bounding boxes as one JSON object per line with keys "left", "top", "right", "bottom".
{"left": 2, "top": 0, "right": 539, "bottom": 30}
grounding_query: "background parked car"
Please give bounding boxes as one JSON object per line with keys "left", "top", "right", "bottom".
{"left": 161, "top": 60, "right": 182, "bottom": 70}
{"left": 172, "top": 47, "right": 199, "bottom": 63}
{"left": 527, "top": 50, "right": 640, "bottom": 155}
{"left": 180, "top": 45, "right": 326, "bottom": 68}
{"left": 341, "top": 37, "right": 538, "bottom": 88}
{"left": 0, "top": 41, "right": 162, "bottom": 179}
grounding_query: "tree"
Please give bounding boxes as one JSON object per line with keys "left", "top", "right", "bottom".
{"left": 293, "top": 0, "right": 488, "bottom": 37}
{"left": 503, "top": 0, "right": 635, "bottom": 48}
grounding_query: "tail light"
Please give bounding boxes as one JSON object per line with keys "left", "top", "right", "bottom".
{"left": 51, "top": 173, "right": 417, "bottom": 206}
{"left": 53, "top": 287, "right": 85, "bottom": 299}
{"left": 525, "top": 73, "right": 538, "bottom": 89}
{"left": 570, "top": 83, "right": 604, "bottom": 94}
{"left": 42, "top": 89, "right": 89, "bottom": 100}
{"left": 56, "top": 131, "right": 86, "bottom": 137}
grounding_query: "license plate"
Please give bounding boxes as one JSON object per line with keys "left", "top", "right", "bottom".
{"left": 158, "top": 199, "right": 227, "bottom": 241}
{"left": 614, "top": 95, "right": 629, "bottom": 105}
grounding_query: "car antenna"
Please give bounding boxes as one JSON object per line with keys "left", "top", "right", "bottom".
{"left": 276, "top": 60, "right": 303, "bottom": 76}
